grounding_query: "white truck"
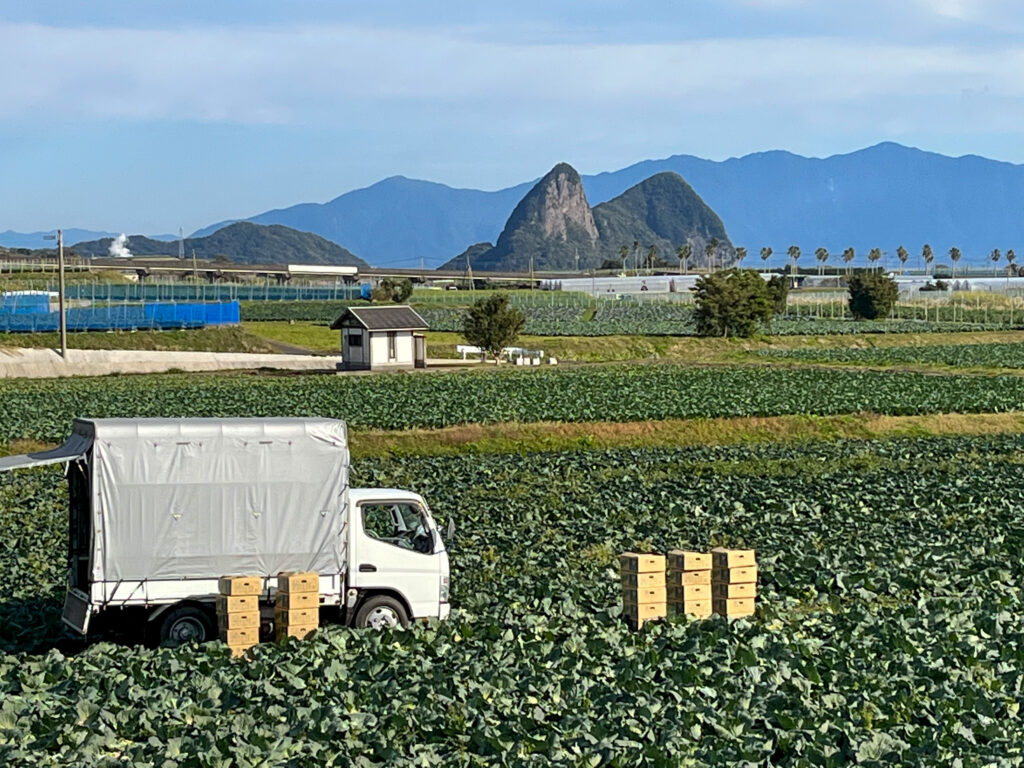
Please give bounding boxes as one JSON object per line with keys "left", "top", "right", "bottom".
{"left": 0, "top": 417, "right": 451, "bottom": 644}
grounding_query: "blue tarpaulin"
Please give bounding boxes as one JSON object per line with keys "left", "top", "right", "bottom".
{"left": 0, "top": 301, "right": 240, "bottom": 333}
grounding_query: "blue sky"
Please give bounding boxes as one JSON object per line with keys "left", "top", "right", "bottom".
{"left": 3, "top": 0, "right": 1024, "bottom": 234}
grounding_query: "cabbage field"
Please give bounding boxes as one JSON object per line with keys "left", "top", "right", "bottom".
{"left": 2, "top": 435, "right": 1023, "bottom": 765}
{"left": 2, "top": 365, "right": 1024, "bottom": 441}
{"left": 760, "top": 341, "right": 1024, "bottom": 369}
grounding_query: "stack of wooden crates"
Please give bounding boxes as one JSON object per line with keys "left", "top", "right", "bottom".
{"left": 667, "top": 550, "right": 712, "bottom": 618}
{"left": 711, "top": 548, "right": 757, "bottom": 618}
{"left": 217, "top": 575, "right": 262, "bottom": 657}
{"left": 275, "top": 571, "right": 320, "bottom": 641}
{"left": 619, "top": 552, "right": 667, "bottom": 630}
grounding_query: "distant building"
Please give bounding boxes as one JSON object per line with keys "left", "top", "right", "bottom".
{"left": 330, "top": 305, "right": 428, "bottom": 371}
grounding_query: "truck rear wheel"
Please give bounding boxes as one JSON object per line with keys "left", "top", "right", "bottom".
{"left": 354, "top": 596, "right": 408, "bottom": 629}
{"left": 154, "top": 604, "right": 216, "bottom": 646}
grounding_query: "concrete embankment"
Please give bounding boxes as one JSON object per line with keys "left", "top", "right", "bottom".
{"left": 0, "top": 348, "right": 341, "bottom": 378}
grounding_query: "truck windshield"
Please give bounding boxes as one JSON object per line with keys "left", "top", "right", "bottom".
{"left": 362, "top": 503, "right": 433, "bottom": 554}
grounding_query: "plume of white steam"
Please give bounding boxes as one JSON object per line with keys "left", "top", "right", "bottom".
{"left": 108, "top": 233, "right": 133, "bottom": 258}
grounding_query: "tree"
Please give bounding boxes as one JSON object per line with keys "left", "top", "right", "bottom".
{"left": 765, "top": 274, "right": 788, "bottom": 315}
{"left": 646, "top": 244, "right": 659, "bottom": 273}
{"left": 842, "top": 247, "right": 855, "bottom": 275}
{"left": 787, "top": 245, "right": 801, "bottom": 275}
{"left": 923, "top": 244, "right": 934, "bottom": 274}
{"left": 619, "top": 245, "right": 629, "bottom": 273}
{"left": 949, "top": 247, "right": 961, "bottom": 277}
{"left": 462, "top": 293, "right": 525, "bottom": 363}
{"left": 735, "top": 247, "right": 747, "bottom": 267}
{"left": 693, "top": 269, "right": 774, "bottom": 338}
{"left": 848, "top": 273, "right": 899, "bottom": 320}
{"left": 371, "top": 278, "right": 413, "bottom": 303}
{"left": 705, "top": 237, "right": 719, "bottom": 272}
{"left": 991, "top": 248, "right": 1001, "bottom": 276}
{"left": 1007, "top": 249, "right": 1017, "bottom": 273}
{"left": 760, "top": 246, "right": 773, "bottom": 271}
{"left": 632, "top": 241, "right": 640, "bottom": 275}
{"left": 896, "top": 245, "right": 908, "bottom": 274}
{"left": 868, "top": 248, "right": 882, "bottom": 270}
{"left": 677, "top": 243, "right": 692, "bottom": 274}
{"left": 814, "top": 247, "right": 829, "bottom": 276}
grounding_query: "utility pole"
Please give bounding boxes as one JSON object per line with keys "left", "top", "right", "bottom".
{"left": 529, "top": 256, "right": 535, "bottom": 291}
{"left": 43, "top": 230, "right": 67, "bottom": 358}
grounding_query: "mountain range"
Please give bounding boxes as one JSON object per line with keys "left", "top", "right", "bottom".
{"left": 4, "top": 143, "right": 1024, "bottom": 269}
{"left": 71, "top": 222, "right": 367, "bottom": 268}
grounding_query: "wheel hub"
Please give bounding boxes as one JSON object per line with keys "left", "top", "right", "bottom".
{"left": 366, "top": 606, "right": 399, "bottom": 629}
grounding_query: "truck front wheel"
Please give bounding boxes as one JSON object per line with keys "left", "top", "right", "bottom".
{"left": 154, "top": 604, "right": 216, "bottom": 646}
{"left": 354, "top": 596, "right": 408, "bottom": 629}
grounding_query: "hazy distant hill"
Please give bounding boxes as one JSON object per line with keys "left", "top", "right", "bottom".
{"left": 592, "top": 172, "right": 732, "bottom": 267}
{"left": 72, "top": 222, "right": 368, "bottom": 267}
{"left": 190, "top": 143, "right": 1024, "bottom": 268}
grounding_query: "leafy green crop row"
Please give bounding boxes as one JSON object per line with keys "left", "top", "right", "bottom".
{"left": 760, "top": 341, "right": 1024, "bottom": 369}
{"left": 2, "top": 435, "right": 1023, "bottom": 764}
{"left": 1, "top": 365, "right": 1024, "bottom": 442}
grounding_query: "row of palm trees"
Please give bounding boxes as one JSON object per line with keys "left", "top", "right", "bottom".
{"left": 617, "top": 241, "right": 1020, "bottom": 277}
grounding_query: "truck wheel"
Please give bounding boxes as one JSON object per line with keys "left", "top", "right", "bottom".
{"left": 155, "top": 605, "right": 216, "bottom": 646}
{"left": 354, "top": 596, "right": 408, "bottom": 630}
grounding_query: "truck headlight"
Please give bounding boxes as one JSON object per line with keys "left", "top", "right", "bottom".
{"left": 440, "top": 575, "right": 450, "bottom": 603}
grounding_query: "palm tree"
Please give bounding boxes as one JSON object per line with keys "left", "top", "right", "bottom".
{"left": 949, "top": 247, "right": 961, "bottom": 278}
{"left": 735, "top": 247, "right": 747, "bottom": 268}
{"left": 646, "top": 244, "right": 659, "bottom": 273}
{"left": 787, "top": 245, "right": 801, "bottom": 276}
{"left": 842, "top": 247, "right": 855, "bottom": 276}
{"left": 632, "top": 241, "right": 639, "bottom": 276}
{"left": 1007, "top": 249, "right": 1017, "bottom": 275}
{"left": 760, "top": 246, "right": 773, "bottom": 272}
{"left": 922, "top": 244, "right": 934, "bottom": 275}
{"left": 814, "top": 247, "right": 829, "bottom": 276}
{"left": 868, "top": 248, "right": 882, "bottom": 270}
{"left": 705, "top": 238, "right": 719, "bottom": 272}
{"left": 991, "top": 248, "right": 1001, "bottom": 276}
{"left": 896, "top": 245, "right": 908, "bottom": 275}
{"left": 676, "top": 244, "right": 692, "bottom": 275}
{"left": 619, "top": 245, "right": 629, "bottom": 274}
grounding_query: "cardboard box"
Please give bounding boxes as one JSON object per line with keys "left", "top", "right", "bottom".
{"left": 623, "top": 601, "right": 668, "bottom": 621}
{"left": 277, "top": 571, "right": 319, "bottom": 593}
{"left": 711, "top": 548, "right": 756, "bottom": 569}
{"left": 217, "top": 610, "right": 260, "bottom": 630}
{"left": 275, "top": 590, "right": 319, "bottom": 610}
{"left": 667, "top": 569, "right": 712, "bottom": 586}
{"left": 712, "top": 582, "right": 757, "bottom": 599}
{"left": 712, "top": 566, "right": 758, "bottom": 584}
{"left": 218, "top": 576, "right": 262, "bottom": 596}
{"left": 220, "top": 627, "right": 259, "bottom": 646}
{"left": 216, "top": 594, "right": 258, "bottom": 613}
{"left": 228, "top": 644, "right": 256, "bottom": 658}
{"left": 274, "top": 607, "right": 320, "bottom": 627}
{"left": 670, "top": 599, "right": 712, "bottom": 619}
{"left": 713, "top": 597, "right": 756, "bottom": 618}
{"left": 621, "top": 571, "right": 665, "bottom": 589}
{"left": 276, "top": 623, "right": 318, "bottom": 641}
{"left": 621, "top": 586, "right": 667, "bottom": 606}
{"left": 667, "top": 550, "right": 711, "bottom": 572}
{"left": 668, "top": 583, "right": 711, "bottom": 602}
{"left": 619, "top": 552, "right": 666, "bottom": 574}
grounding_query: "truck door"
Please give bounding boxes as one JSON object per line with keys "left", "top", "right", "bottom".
{"left": 351, "top": 500, "right": 441, "bottom": 618}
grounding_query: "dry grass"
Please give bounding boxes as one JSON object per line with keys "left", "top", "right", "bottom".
{"left": 350, "top": 411, "right": 1024, "bottom": 458}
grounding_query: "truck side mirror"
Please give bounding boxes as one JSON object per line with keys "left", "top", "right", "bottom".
{"left": 446, "top": 518, "right": 456, "bottom": 540}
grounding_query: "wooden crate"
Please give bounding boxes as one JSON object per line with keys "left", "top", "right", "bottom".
{"left": 621, "top": 571, "right": 665, "bottom": 589}
{"left": 712, "top": 597, "right": 756, "bottom": 618}
{"left": 275, "top": 590, "right": 319, "bottom": 610}
{"left": 217, "top": 576, "right": 262, "bottom": 596}
{"left": 217, "top": 610, "right": 260, "bottom": 630}
{"left": 667, "top": 569, "right": 711, "bottom": 586}
{"left": 619, "top": 552, "right": 666, "bottom": 574}
{"left": 711, "top": 566, "right": 758, "bottom": 584}
{"left": 668, "top": 583, "right": 711, "bottom": 602}
{"left": 712, "top": 582, "right": 757, "bottom": 599}
{"left": 667, "top": 550, "right": 711, "bottom": 572}
{"left": 711, "top": 548, "right": 756, "bottom": 569}
{"left": 277, "top": 571, "right": 319, "bottom": 593}
{"left": 622, "top": 586, "right": 667, "bottom": 606}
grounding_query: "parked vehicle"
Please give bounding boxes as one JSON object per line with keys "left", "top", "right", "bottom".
{"left": 0, "top": 418, "right": 451, "bottom": 644}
